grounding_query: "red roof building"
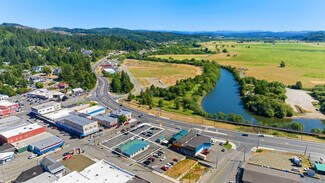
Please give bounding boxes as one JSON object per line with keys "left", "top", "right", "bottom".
{"left": 0, "top": 123, "right": 46, "bottom": 144}
{"left": 58, "top": 83, "right": 69, "bottom": 89}
{"left": 0, "top": 100, "right": 19, "bottom": 117}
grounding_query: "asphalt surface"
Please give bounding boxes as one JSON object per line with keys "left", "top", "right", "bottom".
{"left": 87, "top": 56, "right": 325, "bottom": 182}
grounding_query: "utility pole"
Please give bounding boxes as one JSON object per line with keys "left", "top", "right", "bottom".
{"left": 244, "top": 147, "right": 246, "bottom": 162}
{"left": 304, "top": 145, "right": 308, "bottom": 155}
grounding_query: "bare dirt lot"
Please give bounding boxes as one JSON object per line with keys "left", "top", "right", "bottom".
{"left": 61, "top": 154, "right": 95, "bottom": 172}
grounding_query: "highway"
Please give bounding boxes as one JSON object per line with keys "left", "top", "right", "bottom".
{"left": 89, "top": 56, "right": 325, "bottom": 182}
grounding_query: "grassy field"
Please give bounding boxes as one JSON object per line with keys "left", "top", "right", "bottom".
{"left": 166, "top": 158, "right": 197, "bottom": 179}
{"left": 61, "top": 154, "right": 95, "bottom": 172}
{"left": 124, "top": 59, "right": 201, "bottom": 87}
{"left": 182, "top": 163, "right": 209, "bottom": 183}
{"left": 153, "top": 41, "right": 325, "bottom": 87}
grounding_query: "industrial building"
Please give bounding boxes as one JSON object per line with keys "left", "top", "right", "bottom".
{"left": 56, "top": 114, "right": 99, "bottom": 137}
{"left": 78, "top": 105, "right": 105, "bottom": 116}
{"left": 91, "top": 114, "right": 118, "bottom": 127}
{"left": 0, "top": 100, "right": 19, "bottom": 118}
{"left": 110, "top": 109, "right": 132, "bottom": 121}
{"left": 12, "top": 132, "right": 54, "bottom": 153}
{"left": 28, "top": 89, "right": 64, "bottom": 100}
{"left": 0, "top": 123, "right": 46, "bottom": 144}
{"left": 15, "top": 165, "right": 44, "bottom": 183}
{"left": 171, "top": 130, "right": 212, "bottom": 157}
{"left": 0, "top": 143, "right": 15, "bottom": 152}
{"left": 54, "top": 159, "right": 138, "bottom": 183}
{"left": 0, "top": 151, "right": 14, "bottom": 164}
{"left": 31, "top": 101, "right": 61, "bottom": 115}
{"left": 242, "top": 163, "right": 302, "bottom": 183}
{"left": 116, "top": 138, "right": 150, "bottom": 158}
{"left": 0, "top": 116, "right": 29, "bottom": 133}
{"left": 28, "top": 135, "right": 65, "bottom": 155}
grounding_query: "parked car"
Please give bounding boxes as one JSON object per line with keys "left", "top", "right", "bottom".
{"left": 28, "top": 154, "right": 37, "bottom": 159}
{"left": 219, "top": 142, "right": 224, "bottom": 146}
{"left": 144, "top": 160, "right": 151, "bottom": 165}
{"left": 160, "top": 156, "right": 166, "bottom": 161}
{"left": 173, "top": 158, "right": 178, "bottom": 162}
{"left": 221, "top": 148, "right": 226, "bottom": 152}
{"left": 161, "top": 166, "right": 169, "bottom": 171}
{"left": 148, "top": 157, "right": 155, "bottom": 162}
{"left": 242, "top": 133, "right": 248, "bottom": 137}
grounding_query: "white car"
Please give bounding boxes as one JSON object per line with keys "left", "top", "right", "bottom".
{"left": 160, "top": 156, "right": 166, "bottom": 161}
{"left": 28, "top": 154, "right": 38, "bottom": 159}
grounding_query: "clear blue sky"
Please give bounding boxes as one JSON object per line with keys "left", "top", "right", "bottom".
{"left": 1, "top": 0, "right": 325, "bottom": 31}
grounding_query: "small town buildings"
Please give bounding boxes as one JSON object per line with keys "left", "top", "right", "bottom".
{"left": 15, "top": 165, "right": 44, "bottom": 183}
{"left": 116, "top": 138, "right": 150, "bottom": 158}
{"left": 81, "top": 48, "right": 93, "bottom": 56}
{"left": 110, "top": 109, "right": 132, "bottom": 121}
{"left": 29, "top": 76, "right": 43, "bottom": 83}
{"left": 53, "top": 68, "right": 62, "bottom": 75}
{"left": 72, "top": 88, "right": 84, "bottom": 94}
{"left": 56, "top": 114, "right": 99, "bottom": 137}
{"left": 0, "top": 94, "right": 9, "bottom": 100}
{"left": 170, "top": 130, "right": 188, "bottom": 143}
{"left": 0, "top": 123, "right": 46, "bottom": 144}
{"left": 103, "top": 68, "right": 116, "bottom": 74}
{"left": 32, "top": 66, "right": 44, "bottom": 73}
{"left": 54, "top": 159, "right": 137, "bottom": 183}
{"left": 0, "top": 116, "right": 28, "bottom": 133}
{"left": 28, "top": 135, "right": 65, "bottom": 155}
{"left": 0, "top": 143, "right": 15, "bottom": 152}
{"left": 31, "top": 101, "right": 61, "bottom": 115}
{"left": 12, "top": 132, "right": 53, "bottom": 153}
{"left": 58, "top": 83, "right": 69, "bottom": 89}
{"left": 24, "top": 172, "right": 58, "bottom": 183}
{"left": 242, "top": 163, "right": 302, "bottom": 183}
{"left": 0, "top": 151, "right": 14, "bottom": 164}
{"left": 40, "top": 157, "right": 66, "bottom": 178}
{"left": 91, "top": 114, "right": 118, "bottom": 127}
{"left": 0, "top": 100, "right": 19, "bottom": 118}
{"left": 78, "top": 105, "right": 105, "bottom": 116}
{"left": 28, "top": 89, "right": 64, "bottom": 100}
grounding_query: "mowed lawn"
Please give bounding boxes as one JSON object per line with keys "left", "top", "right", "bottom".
{"left": 153, "top": 41, "right": 325, "bottom": 88}
{"left": 124, "top": 59, "right": 202, "bottom": 87}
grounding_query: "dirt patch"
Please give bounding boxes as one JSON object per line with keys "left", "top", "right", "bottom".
{"left": 61, "top": 154, "right": 95, "bottom": 172}
{"left": 166, "top": 158, "right": 197, "bottom": 179}
{"left": 182, "top": 163, "right": 209, "bottom": 183}
{"left": 285, "top": 88, "right": 317, "bottom": 113}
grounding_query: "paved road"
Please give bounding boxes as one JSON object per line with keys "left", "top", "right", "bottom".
{"left": 89, "top": 56, "right": 325, "bottom": 182}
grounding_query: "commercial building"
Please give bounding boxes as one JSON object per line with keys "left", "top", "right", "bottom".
{"left": 56, "top": 114, "right": 99, "bottom": 137}
{"left": 72, "top": 88, "right": 84, "bottom": 94}
{"left": 170, "top": 130, "right": 188, "bottom": 143}
{"left": 0, "top": 143, "right": 15, "bottom": 152}
{"left": 91, "top": 114, "right": 118, "bottom": 127}
{"left": 28, "top": 135, "right": 65, "bottom": 155}
{"left": 54, "top": 159, "right": 137, "bottom": 183}
{"left": 78, "top": 105, "right": 105, "bottom": 116}
{"left": 12, "top": 132, "right": 53, "bottom": 153}
{"left": 0, "top": 116, "right": 29, "bottom": 133}
{"left": 24, "top": 172, "right": 58, "bottom": 183}
{"left": 0, "top": 123, "right": 45, "bottom": 144}
{"left": 116, "top": 138, "right": 150, "bottom": 158}
{"left": 315, "top": 163, "right": 325, "bottom": 175}
{"left": 31, "top": 101, "right": 61, "bottom": 115}
{"left": 110, "top": 109, "right": 132, "bottom": 121}
{"left": 40, "top": 157, "right": 66, "bottom": 178}
{"left": 0, "top": 100, "right": 19, "bottom": 118}
{"left": 0, "top": 94, "right": 9, "bottom": 100}
{"left": 15, "top": 165, "right": 44, "bottom": 183}
{"left": 242, "top": 163, "right": 302, "bottom": 183}
{"left": 103, "top": 68, "right": 116, "bottom": 74}
{"left": 28, "top": 89, "right": 64, "bottom": 100}
{"left": 0, "top": 151, "right": 14, "bottom": 164}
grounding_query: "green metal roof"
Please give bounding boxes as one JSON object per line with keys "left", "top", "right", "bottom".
{"left": 315, "top": 163, "right": 325, "bottom": 171}
{"left": 118, "top": 138, "right": 149, "bottom": 156}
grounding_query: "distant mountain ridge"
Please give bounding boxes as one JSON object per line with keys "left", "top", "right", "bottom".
{"left": 1, "top": 23, "right": 325, "bottom": 42}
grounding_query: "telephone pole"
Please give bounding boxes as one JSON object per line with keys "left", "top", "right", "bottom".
{"left": 304, "top": 145, "right": 308, "bottom": 155}
{"left": 244, "top": 147, "right": 246, "bottom": 162}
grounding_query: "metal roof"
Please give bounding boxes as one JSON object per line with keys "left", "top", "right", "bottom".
{"left": 173, "top": 132, "right": 196, "bottom": 146}
{"left": 92, "top": 114, "right": 118, "bottom": 123}
{"left": 29, "top": 135, "right": 63, "bottom": 150}
{"left": 315, "top": 163, "right": 325, "bottom": 172}
{"left": 117, "top": 138, "right": 149, "bottom": 156}
{"left": 183, "top": 135, "right": 211, "bottom": 150}
{"left": 58, "top": 114, "right": 96, "bottom": 126}
{"left": 0, "top": 123, "right": 44, "bottom": 138}
{"left": 0, "top": 100, "right": 17, "bottom": 107}
{"left": 0, "top": 116, "right": 29, "bottom": 133}
{"left": 32, "top": 101, "right": 60, "bottom": 110}
{"left": 25, "top": 172, "right": 58, "bottom": 183}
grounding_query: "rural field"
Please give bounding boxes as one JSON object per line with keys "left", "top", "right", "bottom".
{"left": 153, "top": 41, "right": 325, "bottom": 88}
{"left": 124, "top": 59, "right": 202, "bottom": 87}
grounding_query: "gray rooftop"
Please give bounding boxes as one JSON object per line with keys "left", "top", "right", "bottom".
{"left": 173, "top": 132, "right": 197, "bottom": 146}
{"left": 0, "top": 116, "right": 29, "bottom": 133}
{"left": 110, "top": 109, "right": 131, "bottom": 116}
{"left": 32, "top": 101, "right": 60, "bottom": 110}
{"left": 242, "top": 163, "right": 302, "bottom": 183}
{"left": 183, "top": 135, "right": 211, "bottom": 150}
{"left": 58, "top": 114, "right": 96, "bottom": 126}
{"left": 29, "top": 135, "right": 63, "bottom": 149}
{"left": 24, "top": 172, "right": 58, "bottom": 183}
{"left": 40, "top": 157, "right": 65, "bottom": 174}
{"left": 92, "top": 114, "right": 118, "bottom": 123}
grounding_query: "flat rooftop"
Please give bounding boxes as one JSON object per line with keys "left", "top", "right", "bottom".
{"left": 32, "top": 101, "right": 60, "bottom": 110}
{"left": 0, "top": 123, "right": 44, "bottom": 138}
{"left": 183, "top": 135, "right": 211, "bottom": 149}
{"left": 92, "top": 114, "right": 118, "bottom": 122}
{"left": 0, "top": 116, "right": 29, "bottom": 133}
{"left": 54, "top": 171, "right": 89, "bottom": 183}
{"left": 0, "top": 100, "right": 17, "bottom": 107}
{"left": 12, "top": 132, "right": 53, "bottom": 149}
{"left": 43, "top": 108, "right": 72, "bottom": 120}
{"left": 25, "top": 172, "right": 58, "bottom": 183}
{"left": 29, "top": 135, "right": 63, "bottom": 149}
{"left": 29, "top": 89, "right": 63, "bottom": 96}
{"left": 117, "top": 138, "right": 149, "bottom": 156}
{"left": 58, "top": 114, "right": 96, "bottom": 126}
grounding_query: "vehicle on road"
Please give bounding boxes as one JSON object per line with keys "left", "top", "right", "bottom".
{"left": 28, "top": 154, "right": 37, "bottom": 159}
{"left": 242, "top": 133, "right": 248, "bottom": 137}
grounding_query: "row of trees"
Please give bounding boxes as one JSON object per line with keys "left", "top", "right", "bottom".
{"left": 153, "top": 45, "right": 216, "bottom": 55}
{"left": 110, "top": 71, "right": 134, "bottom": 93}
{"left": 311, "top": 85, "right": 325, "bottom": 112}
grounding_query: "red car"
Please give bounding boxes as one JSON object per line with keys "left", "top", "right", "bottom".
{"left": 63, "top": 154, "right": 73, "bottom": 160}
{"left": 124, "top": 122, "right": 129, "bottom": 125}
{"left": 51, "top": 126, "right": 57, "bottom": 129}
{"left": 161, "top": 166, "right": 169, "bottom": 171}
{"left": 173, "top": 158, "right": 178, "bottom": 162}
{"left": 148, "top": 157, "right": 155, "bottom": 162}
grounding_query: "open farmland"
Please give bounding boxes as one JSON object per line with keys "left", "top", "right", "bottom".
{"left": 153, "top": 41, "right": 325, "bottom": 88}
{"left": 124, "top": 59, "right": 202, "bottom": 87}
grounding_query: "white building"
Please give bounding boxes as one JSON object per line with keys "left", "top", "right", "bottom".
{"left": 28, "top": 89, "right": 64, "bottom": 100}
{"left": 72, "top": 88, "right": 84, "bottom": 94}
{"left": 32, "top": 66, "right": 44, "bottom": 73}
{"left": 0, "top": 94, "right": 9, "bottom": 100}
{"left": 110, "top": 109, "right": 132, "bottom": 121}
{"left": 78, "top": 105, "right": 105, "bottom": 116}
{"left": 54, "top": 159, "right": 135, "bottom": 183}
{"left": 31, "top": 101, "right": 61, "bottom": 115}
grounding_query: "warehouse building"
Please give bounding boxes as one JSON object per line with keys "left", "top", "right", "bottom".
{"left": 56, "top": 114, "right": 99, "bottom": 137}
{"left": 12, "top": 132, "right": 53, "bottom": 153}
{"left": 0, "top": 100, "right": 19, "bottom": 118}
{"left": 54, "top": 159, "right": 138, "bottom": 183}
{"left": 31, "top": 101, "right": 61, "bottom": 115}
{"left": 110, "top": 109, "right": 132, "bottom": 121}
{"left": 0, "top": 123, "right": 46, "bottom": 144}
{"left": 40, "top": 157, "right": 66, "bottom": 178}
{"left": 0, "top": 151, "right": 14, "bottom": 164}
{"left": 0, "top": 116, "right": 29, "bottom": 133}
{"left": 28, "top": 135, "right": 65, "bottom": 155}
{"left": 28, "top": 89, "right": 64, "bottom": 100}
{"left": 116, "top": 138, "right": 150, "bottom": 158}
{"left": 170, "top": 130, "right": 188, "bottom": 143}
{"left": 78, "top": 105, "right": 105, "bottom": 116}
{"left": 91, "top": 114, "right": 118, "bottom": 127}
